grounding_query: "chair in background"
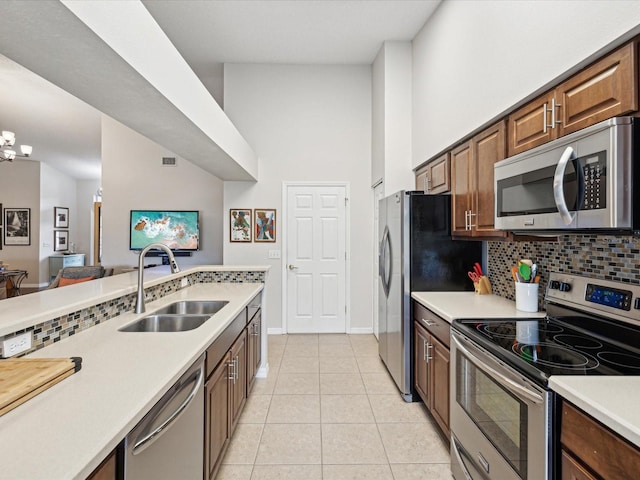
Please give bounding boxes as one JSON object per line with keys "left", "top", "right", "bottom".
{"left": 47, "top": 266, "right": 113, "bottom": 289}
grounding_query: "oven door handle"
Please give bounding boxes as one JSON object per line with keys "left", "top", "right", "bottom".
{"left": 452, "top": 334, "right": 544, "bottom": 405}
{"left": 451, "top": 435, "right": 474, "bottom": 480}
{"left": 553, "top": 145, "right": 576, "bottom": 225}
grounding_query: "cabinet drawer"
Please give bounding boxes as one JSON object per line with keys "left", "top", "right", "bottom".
{"left": 561, "top": 400, "right": 640, "bottom": 480}
{"left": 561, "top": 450, "right": 598, "bottom": 480}
{"left": 413, "top": 301, "right": 450, "bottom": 348}
{"left": 247, "top": 292, "right": 262, "bottom": 322}
{"left": 206, "top": 310, "right": 247, "bottom": 378}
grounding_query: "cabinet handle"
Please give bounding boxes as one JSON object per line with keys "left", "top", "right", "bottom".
{"left": 543, "top": 102, "right": 549, "bottom": 133}
{"left": 233, "top": 356, "right": 239, "bottom": 383}
{"left": 227, "top": 360, "right": 235, "bottom": 381}
{"left": 422, "top": 318, "right": 436, "bottom": 327}
{"left": 423, "top": 339, "right": 429, "bottom": 362}
{"left": 468, "top": 211, "right": 476, "bottom": 230}
{"left": 552, "top": 98, "right": 561, "bottom": 127}
{"left": 464, "top": 210, "right": 469, "bottom": 230}
{"left": 426, "top": 342, "right": 433, "bottom": 362}
{"left": 425, "top": 175, "right": 431, "bottom": 193}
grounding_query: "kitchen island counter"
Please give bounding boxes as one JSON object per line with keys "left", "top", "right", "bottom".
{"left": 0, "top": 266, "right": 266, "bottom": 480}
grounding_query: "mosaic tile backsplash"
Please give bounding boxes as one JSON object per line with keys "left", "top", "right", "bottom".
{"left": 487, "top": 235, "right": 640, "bottom": 309}
{"left": 0, "top": 270, "right": 265, "bottom": 358}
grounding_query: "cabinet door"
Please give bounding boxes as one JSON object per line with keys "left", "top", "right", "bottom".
{"left": 205, "top": 354, "right": 232, "bottom": 480}
{"left": 451, "top": 141, "right": 473, "bottom": 236}
{"left": 430, "top": 336, "right": 450, "bottom": 437}
{"left": 413, "top": 321, "right": 430, "bottom": 404}
{"left": 557, "top": 42, "right": 637, "bottom": 137}
{"left": 508, "top": 91, "right": 556, "bottom": 156}
{"left": 561, "top": 450, "right": 598, "bottom": 480}
{"left": 471, "top": 121, "right": 509, "bottom": 238}
{"left": 87, "top": 448, "right": 117, "bottom": 480}
{"left": 427, "top": 153, "right": 451, "bottom": 194}
{"left": 415, "top": 165, "right": 429, "bottom": 192}
{"left": 247, "top": 311, "right": 262, "bottom": 394}
{"left": 229, "top": 330, "right": 247, "bottom": 433}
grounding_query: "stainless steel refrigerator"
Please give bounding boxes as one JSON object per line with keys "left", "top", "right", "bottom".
{"left": 378, "top": 191, "right": 483, "bottom": 401}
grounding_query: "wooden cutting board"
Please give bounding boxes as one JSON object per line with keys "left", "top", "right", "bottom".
{"left": 0, "top": 357, "right": 82, "bottom": 417}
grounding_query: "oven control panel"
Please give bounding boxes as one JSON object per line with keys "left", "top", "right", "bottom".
{"left": 585, "top": 283, "right": 632, "bottom": 311}
{"left": 546, "top": 272, "right": 640, "bottom": 324}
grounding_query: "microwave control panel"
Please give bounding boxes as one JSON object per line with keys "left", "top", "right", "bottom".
{"left": 579, "top": 151, "right": 606, "bottom": 211}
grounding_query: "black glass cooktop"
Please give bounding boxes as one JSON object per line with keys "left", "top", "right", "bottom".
{"left": 453, "top": 311, "right": 640, "bottom": 387}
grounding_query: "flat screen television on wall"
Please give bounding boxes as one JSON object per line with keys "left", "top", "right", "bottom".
{"left": 129, "top": 210, "right": 200, "bottom": 251}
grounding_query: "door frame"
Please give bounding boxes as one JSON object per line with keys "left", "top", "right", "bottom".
{"left": 281, "top": 181, "right": 351, "bottom": 334}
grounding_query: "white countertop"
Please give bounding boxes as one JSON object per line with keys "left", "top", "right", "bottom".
{"left": 411, "top": 291, "right": 546, "bottom": 323}
{"left": 0, "top": 268, "right": 265, "bottom": 480}
{"left": 0, "top": 264, "right": 268, "bottom": 337}
{"left": 549, "top": 376, "right": 640, "bottom": 448}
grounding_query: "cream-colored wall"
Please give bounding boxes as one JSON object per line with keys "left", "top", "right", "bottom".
{"left": 0, "top": 160, "right": 40, "bottom": 286}
{"left": 223, "top": 64, "right": 372, "bottom": 333}
{"left": 412, "top": 0, "right": 640, "bottom": 166}
{"left": 39, "top": 163, "right": 78, "bottom": 284}
{"left": 100, "top": 116, "right": 224, "bottom": 270}
{"left": 372, "top": 41, "right": 414, "bottom": 195}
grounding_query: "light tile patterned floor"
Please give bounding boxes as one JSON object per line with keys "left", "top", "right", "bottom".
{"left": 215, "top": 334, "right": 452, "bottom": 480}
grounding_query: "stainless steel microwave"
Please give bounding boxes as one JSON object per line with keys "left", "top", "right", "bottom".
{"left": 494, "top": 116, "right": 640, "bottom": 234}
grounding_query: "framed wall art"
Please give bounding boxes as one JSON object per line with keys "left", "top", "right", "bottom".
{"left": 54, "top": 230, "right": 69, "bottom": 252}
{"left": 254, "top": 209, "right": 276, "bottom": 242}
{"left": 4, "top": 208, "right": 31, "bottom": 246}
{"left": 230, "top": 209, "right": 252, "bottom": 242}
{"left": 54, "top": 206, "right": 69, "bottom": 228}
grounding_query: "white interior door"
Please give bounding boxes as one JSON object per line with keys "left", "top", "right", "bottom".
{"left": 286, "top": 185, "right": 347, "bottom": 333}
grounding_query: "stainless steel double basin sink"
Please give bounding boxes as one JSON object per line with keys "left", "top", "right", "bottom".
{"left": 119, "top": 301, "right": 229, "bottom": 332}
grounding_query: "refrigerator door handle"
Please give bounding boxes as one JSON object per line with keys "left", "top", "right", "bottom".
{"left": 380, "top": 226, "right": 392, "bottom": 297}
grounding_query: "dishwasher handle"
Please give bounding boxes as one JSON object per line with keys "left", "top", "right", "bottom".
{"left": 132, "top": 362, "right": 204, "bottom": 455}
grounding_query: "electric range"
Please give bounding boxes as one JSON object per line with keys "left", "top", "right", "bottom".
{"left": 450, "top": 272, "right": 640, "bottom": 480}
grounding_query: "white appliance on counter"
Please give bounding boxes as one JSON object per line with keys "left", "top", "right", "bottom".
{"left": 123, "top": 354, "right": 204, "bottom": 479}
{"left": 378, "top": 191, "right": 482, "bottom": 401}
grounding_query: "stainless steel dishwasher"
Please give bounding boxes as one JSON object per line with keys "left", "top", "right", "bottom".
{"left": 123, "top": 354, "right": 205, "bottom": 479}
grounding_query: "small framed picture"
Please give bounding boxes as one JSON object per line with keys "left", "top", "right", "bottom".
{"left": 54, "top": 206, "right": 69, "bottom": 228}
{"left": 4, "top": 208, "right": 31, "bottom": 246}
{"left": 230, "top": 209, "right": 252, "bottom": 242}
{"left": 54, "top": 230, "right": 69, "bottom": 252}
{"left": 254, "top": 209, "right": 276, "bottom": 242}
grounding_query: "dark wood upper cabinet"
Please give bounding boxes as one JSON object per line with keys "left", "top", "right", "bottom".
{"left": 415, "top": 153, "right": 451, "bottom": 194}
{"left": 509, "top": 41, "right": 638, "bottom": 156}
{"left": 451, "top": 121, "right": 508, "bottom": 239}
{"left": 558, "top": 42, "right": 637, "bottom": 136}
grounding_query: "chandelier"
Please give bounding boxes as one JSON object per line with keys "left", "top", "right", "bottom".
{"left": 0, "top": 131, "right": 33, "bottom": 162}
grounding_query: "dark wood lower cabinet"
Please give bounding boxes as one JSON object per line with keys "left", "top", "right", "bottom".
{"left": 561, "top": 400, "right": 640, "bottom": 480}
{"left": 230, "top": 330, "right": 247, "bottom": 432}
{"left": 247, "top": 311, "right": 262, "bottom": 393}
{"left": 413, "top": 302, "right": 451, "bottom": 438}
{"left": 86, "top": 448, "right": 118, "bottom": 480}
{"left": 205, "top": 296, "right": 261, "bottom": 480}
{"left": 205, "top": 351, "right": 232, "bottom": 480}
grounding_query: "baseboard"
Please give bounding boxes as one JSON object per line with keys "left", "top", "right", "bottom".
{"left": 267, "top": 328, "right": 283, "bottom": 335}
{"left": 256, "top": 364, "right": 269, "bottom": 378}
{"left": 349, "top": 327, "right": 374, "bottom": 334}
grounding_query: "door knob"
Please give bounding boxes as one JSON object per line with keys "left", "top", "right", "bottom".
{"left": 288, "top": 264, "right": 298, "bottom": 270}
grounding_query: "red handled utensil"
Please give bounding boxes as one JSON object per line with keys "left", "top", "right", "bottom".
{"left": 473, "top": 262, "right": 483, "bottom": 277}
{"left": 468, "top": 271, "right": 480, "bottom": 283}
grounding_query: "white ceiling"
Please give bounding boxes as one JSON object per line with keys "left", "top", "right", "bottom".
{"left": 0, "top": 0, "right": 440, "bottom": 180}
